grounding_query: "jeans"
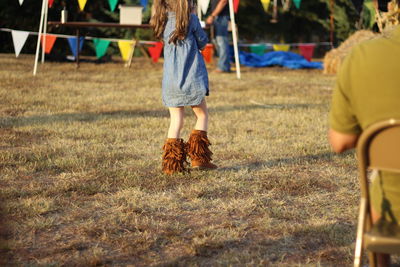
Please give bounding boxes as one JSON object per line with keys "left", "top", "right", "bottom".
{"left": 214, "top": 15, "right": 230, "bottom": 72}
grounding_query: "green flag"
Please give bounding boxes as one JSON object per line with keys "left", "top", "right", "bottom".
{"left": 293, "top": 0, "right": 301, "bottom": 9}
{"left": 93, "top": 39, "right": 111, "bottom": 59}
{"left": 108, "top": 0, "right": 118, "bottom": 12}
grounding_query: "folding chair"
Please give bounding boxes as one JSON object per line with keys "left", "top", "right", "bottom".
{"left": 354, "top": 119, "right": 400, "bottom": 267}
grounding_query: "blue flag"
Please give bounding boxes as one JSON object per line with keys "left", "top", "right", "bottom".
{"left": 67, "top": 37, "right": 85, "bottom": 58}
{"left": 140, "top": 0, "right": 148, "bottom": 10}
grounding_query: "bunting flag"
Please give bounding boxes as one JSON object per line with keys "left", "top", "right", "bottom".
{"left": 118, "top": 40, "right": 134, "bottom": 61}
{"left": 67, "top": 37, "right": 85, "bottom": 58}
{"left": 201, "top": 43, "right": 214, "bottom": 63}
{"left": 147, "top": 42, "right": 163, "bottom": 63}
{"left": 199, "top": 0, "right": 210, "bottom": 15}
{"left": 48, "top": 0, "right": 55, "bottom": 7}
{"left": 140, "top": 0, "right": 148, "bottom": 10}
{"left": 40, "top": 34, "right": 57, "bottom": 54}
{"left": 11, "top": 30, "right": 29, "bottom": 57}
{"left": 249, "top": 44, "right": 266, "bottom": 55}
{"left": 298, "top": 44, "right": 315, "bottom": 61}
{"left": 261, "top": 0, "right": 271, "bottom": 12}
{"left": 273, "top": 44, "right": 290, "bottom": 52}
{"left": 93, "top": 38, "right": 111, "bottom": 58}
{"left": 108, "top": 0, "right": 118, "bottom": 12}
{"left": 78, "top": 0, "right": 88, "bottom": 11}
{"left": 293, "top": 0, "right": 301, "bottom": 9}
{"left": 18, "top": 0, "right": 24, "bottom": 5}
{"left": 234, "top": 0, "right": 240, "bottom": 13}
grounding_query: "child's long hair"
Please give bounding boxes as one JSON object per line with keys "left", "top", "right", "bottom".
{"left": 151, "top": 0, "right": 192, "bottom": 44}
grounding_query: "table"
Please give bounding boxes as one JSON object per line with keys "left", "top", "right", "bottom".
{"left": 47, "top": 22, "right": 153, "bottom": 67}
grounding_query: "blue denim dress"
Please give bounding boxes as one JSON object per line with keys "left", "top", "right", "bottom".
{"left": 162, "top": 13, "right": 209, "bottom": 107}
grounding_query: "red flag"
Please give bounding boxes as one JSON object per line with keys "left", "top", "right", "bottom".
{"left": 40, "top": 34, "right": 57, "bottom": 54}
{"left": 201, "top": 43, "right": 214, "bottom": 63}
{"left": 48, "top": 0, "right": 55, "bottom": 7}
{"left": 234, "top": 0, "right": 239, "bottom": 13}
{"left": 148, "top": 42, "right": 163, "bottom": 63}
{"left": 299, "top": 44, "right": 315, "bottom": 61}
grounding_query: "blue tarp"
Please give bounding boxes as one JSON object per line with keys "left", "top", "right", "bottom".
{"left": 238, "top": 51, "right": 323, "bottom": 69}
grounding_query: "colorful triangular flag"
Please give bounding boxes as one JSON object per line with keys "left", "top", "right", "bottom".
{"left": 293, "top": 0, "right": 301, "bottom": 9}
{"left": 48, "top": 0, "right": 55, "bottom": 7}
{"left": 93, "top": 38, "right": 111, "bottom": 58}
{"left": 273, "top": 44, "right": 290, "bottom": 51}
{"left": 118, "top": 40, "right": 134, "bottom": 61}
{"left": 140, "top": 0, "right": 148, "bottom": 10}
{"left": 250, "top": 44, "right": 266, "bottom": 55}
{"left": 11, "top": 30, "right": 29, "bottom": 57}
{"left": 199, "top": 0, "right": 210, "bottom": 15}
{"left": 261, "top": 0, "right": 271, "bottom": 12}
{"left": 299, "top": 44, "right": 315, "bottom": 61}
{"left": 18, "top": 0, "right": 24, "bottom": 5}
{"left": 67, "top": 37, "right": 85, "bottom": 58}
{"left": 147, "top": 42, "right": 163, "bottom": 63}
{"left": 40, "top": 34, "right": 57, "bottom": 54}
{"left": 108, "top": 0, "right": 118, "bottom": 12}
{"left": 234, "top": 0, "right": 240, "bottom": 13}
{"left": 78, "top": 0, "right": 88, "bottom": 11}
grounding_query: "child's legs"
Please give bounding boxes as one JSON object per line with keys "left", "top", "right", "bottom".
{"left": 168, "top": 107, "right": 184, "bottom": 138}
{"left": 191, "top": 99, "right": 208, "bottom": 131}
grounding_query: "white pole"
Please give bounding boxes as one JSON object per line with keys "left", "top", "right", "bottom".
{"left": 197, "top": 0, "right": 202, "bottom": 18}
{"left": 41, "top": 0, "right": 49, "bottom": 63}
{"left": 33, "top": 0, "right": 46, "bottom": 75}
{"left": 227, "top": 0, "right": 241, "bottom": 79}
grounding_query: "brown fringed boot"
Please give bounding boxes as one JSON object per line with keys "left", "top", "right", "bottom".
{"left": 162, "top": 138, "right": 189, "bottom": 175}
{"left": 186, "top": 130, "right": 217, "bottom": 170}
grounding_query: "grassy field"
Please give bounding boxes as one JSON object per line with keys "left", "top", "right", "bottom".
{"left": 0, "top": 53, "right": 362, "bottom": 266}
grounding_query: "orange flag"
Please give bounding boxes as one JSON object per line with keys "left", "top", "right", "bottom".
{"left": 40, "top": 34, "right": 57, "bottom": 54}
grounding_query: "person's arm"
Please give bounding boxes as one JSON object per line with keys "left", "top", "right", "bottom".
{"left": 192, "top": 14, "right": 208, "bottom": 50}
{"left": 328, "top": 128, "right": 359, "bottom": 153}
{"left": 206, "top": 0, "right": 228, "bottom": 24}
{"left": 328, "top": 47, "right": 362, "bottom": 153}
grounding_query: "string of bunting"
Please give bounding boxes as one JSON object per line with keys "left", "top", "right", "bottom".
{"left": 2, "top": 28, "right": 330, "bottom": 62}
{"left": 16, "top": 0, "right": 149, "bottom": 11}
{"left": 1, "top": 28, "right": 163, "bottom": 62}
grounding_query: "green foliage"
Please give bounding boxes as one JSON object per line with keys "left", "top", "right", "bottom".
{"left": 0, "top": 0, "right": 360, "bottom": 55}
{"left": 235, "top": 0, "right": 359, "bottom": 44}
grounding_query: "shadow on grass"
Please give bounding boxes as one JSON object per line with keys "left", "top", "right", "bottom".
{"left": 218, "top": 151, "right": 354, "bottom": 172}
{"left": 0, "top": 102, "right": 322, "bottom": 127}
{"left": 210, "top": 103, "right": 324, "bottom": 113}
{"left": 154, "top": 222, "right": 354, "bottom": 266}
{"left": 0, "top": 109, "right": 168, "bottom": 127}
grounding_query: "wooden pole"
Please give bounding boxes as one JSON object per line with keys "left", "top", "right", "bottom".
{"left": 228, "top": 0, "right": 241, "bottom": 79}
{"left": 33, "top": 0, "right": 46, "bottom": 75}
{"left": 330, "top": 0, "right": 335, "bottom": 48}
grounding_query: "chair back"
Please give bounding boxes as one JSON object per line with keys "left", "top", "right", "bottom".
{"left": 356, "top": 119, "right": 400, "bottom": 199}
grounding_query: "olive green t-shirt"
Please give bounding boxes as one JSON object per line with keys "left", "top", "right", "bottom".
{"left": 329, "top": 26, "right": 400, "bottom": 223}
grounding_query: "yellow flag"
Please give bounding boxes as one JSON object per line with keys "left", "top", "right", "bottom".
{"left": 78, "top": 0, "right": 88, "bottom": 11}
{"left": 261, "top": 0, "right": 270, "bottom": 12}
{"left": 273, "top": 44, "right": 290, "bottom": 52}
{"left": 118, "top": 40, "right": 134, "bottom": 61}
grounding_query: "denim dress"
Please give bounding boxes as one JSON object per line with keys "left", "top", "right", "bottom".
{"left": 162, "top": 13, "right": 209, "bottom": 107}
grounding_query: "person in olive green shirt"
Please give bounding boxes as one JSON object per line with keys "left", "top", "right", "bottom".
{"left": 329, "top": 24, "right": 400, "bottom": 267}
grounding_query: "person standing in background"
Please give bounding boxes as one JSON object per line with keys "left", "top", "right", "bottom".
{"left": 206, "top": 0, "right": 231, "bottom": 73}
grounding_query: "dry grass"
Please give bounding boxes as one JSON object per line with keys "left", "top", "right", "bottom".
{"left": 0, "top": 54, "right": 361, "bottom": 266}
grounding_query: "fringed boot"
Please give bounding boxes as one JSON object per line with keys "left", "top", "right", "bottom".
{"left": 162, "top": 138, "right": 189, "bottom": 175}
{"left": 186, "top": 130, "right": 217, "bottom": 170}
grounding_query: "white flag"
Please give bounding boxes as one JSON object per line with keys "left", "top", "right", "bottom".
{"left": 199, "top": 0, "right": 210, "bottom": 15}
{"left": 11, "top": 30, "right": 30, "bottom": 58}
{"left": 18, "top": 0, "right": 24, "bottom": 5}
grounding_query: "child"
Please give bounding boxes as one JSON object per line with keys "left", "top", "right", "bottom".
{"left": 151, "top": 0, "right": 217, "bottom": 175}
